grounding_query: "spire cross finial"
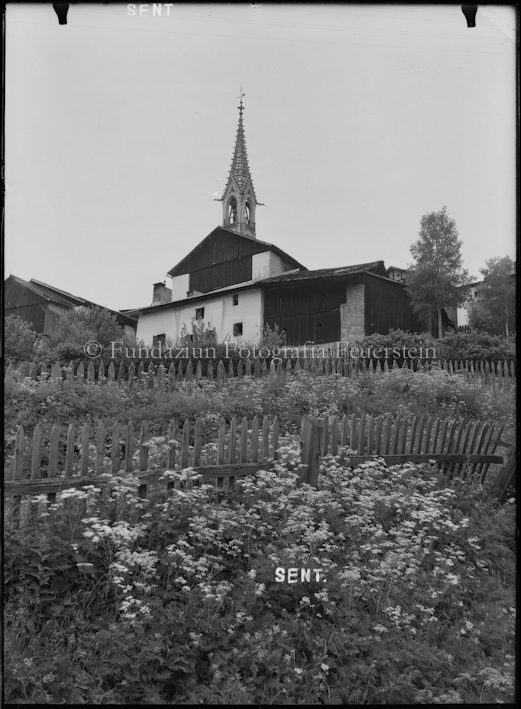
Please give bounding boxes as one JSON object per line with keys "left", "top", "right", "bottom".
{"left": 237, "top": 87, "right": 246, "bottom": 114}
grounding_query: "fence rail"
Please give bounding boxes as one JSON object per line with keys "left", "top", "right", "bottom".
{"left": 4, "top": 355, "right": 516, "bottom": 390}
{"left": 5, "top": 412, "right": 509, "bottom": 529}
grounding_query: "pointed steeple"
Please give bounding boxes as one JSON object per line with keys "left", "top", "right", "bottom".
{"left": 220, "top": 92, "right": 258, "bottom": 238}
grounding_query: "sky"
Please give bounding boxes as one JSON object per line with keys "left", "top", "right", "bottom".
{"left": 5, "top": 3, "right": 517, "bottom": 315}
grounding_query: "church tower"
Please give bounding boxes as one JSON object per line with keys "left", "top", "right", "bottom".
{"left": 220, "top": 93, "right": 259, "bottom": 238}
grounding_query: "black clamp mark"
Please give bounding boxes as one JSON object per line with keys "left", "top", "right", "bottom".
{"left": 53, "top": 3, "right": 69, "bottom": 25}
{"left": 462, "top": 5, "right": 477, "bottom": 28}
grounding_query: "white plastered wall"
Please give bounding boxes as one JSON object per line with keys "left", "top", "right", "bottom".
{"left": 136, "top": 308, "right": 177, "bottom": 345}
{"left": 252, "top": 251, "right": 288, "bottom": 281}
{"left": 136, "top": 288, "right": 263, "bottom": 346}
{"left": 170, "top": 273, "right": 190, "bottom": 301}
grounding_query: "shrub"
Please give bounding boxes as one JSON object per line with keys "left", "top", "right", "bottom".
{"left": 4, "top": 316, "right": 38, "bottom": 364}
{"left": 438, "top": 331, "right": 515, "bottom": 363}
{"left": 358, "top": 329, "right": 435, "bottom": 365}
{"left": 257, "top": 322, "right": 287, "bottom": 349}
{"left": 33, "top": 306, "right": 129, "bottom": 365}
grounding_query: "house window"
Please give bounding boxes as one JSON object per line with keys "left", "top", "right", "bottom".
{"left": 153, "top": 333, "right": 166, "bottom": 347}
{"left": 233, "top": 294, "right": 239, "bottom": 306}
{"left": 233, "top": 322, "right": 243, "bottom": 337}
{"left": 195, "top": 307, "right": 204, "bottom": 320}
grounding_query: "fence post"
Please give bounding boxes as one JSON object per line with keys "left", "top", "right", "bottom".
{"left": 51, "top": 362, "right": 62, "bottom": 381}
{"left": 129, "top": 361, "right": 136, "bottom": 387}
{"left": 272, "top": 416, "right": 280, "bottom": 460}
{"left": 12, "top": 425, "right": 25, "bottom": 529}
{"left": 216, "top": 360, "right": 225, "bottom": 387}
{"left": 31, "top": 424, "right": 42, "bottom": 485}
{"left": 300, "top": 417, "right": 321, "bottom": 488}
{"left": 490, "top": 449, "right": 516, "bottom": 504}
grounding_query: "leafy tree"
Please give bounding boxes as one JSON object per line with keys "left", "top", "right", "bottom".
{"left": 407, "top": 206, "right": 473, "bottom": 338}
{"left": 34, "top": 306, "right": 128, "bottom": 363}
{"left": 467, "top": 256, "right": 516, "bottom": 336}
{"left": 4, "top": 315, "right": 38, "bottom": 364}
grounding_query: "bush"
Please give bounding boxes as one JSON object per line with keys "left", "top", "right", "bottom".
{"left": 358, "top": 329, "right": 435, "bottom": 365}
{"left": 4, "top": 316, "right": 38, "bottom": 364}
{"left": 33, "top": 306, "right": 130, "bottom": 365}
{"left": 439, "top": 331, "right": 515, "bottom": 363}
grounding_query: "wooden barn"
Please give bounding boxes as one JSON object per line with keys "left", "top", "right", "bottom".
{"left": 262, "top": 262, "right": 424, "bottom": 346}
{"left": 4, "top": 276, "right": 138, "bottom": 338}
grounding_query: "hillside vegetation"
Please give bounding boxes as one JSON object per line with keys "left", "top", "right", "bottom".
{"left": 4, "top": 370, "right": 516, "bottom": 704}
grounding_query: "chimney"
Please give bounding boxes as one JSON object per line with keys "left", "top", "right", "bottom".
{"left": 152, "top": 281, "right": 172, "bottom": 305}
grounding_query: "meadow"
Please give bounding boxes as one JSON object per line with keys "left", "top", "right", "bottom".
{"left": 4, "top": 366, "right": 516, "bottom": 704}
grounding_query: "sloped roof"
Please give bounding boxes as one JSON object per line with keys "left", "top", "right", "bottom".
{"left": 6, "top": 275, "right": 137, "bottom": 326}
{"left": 138, "top": 261, "right": 397, "bottom": 315}
{"left": 6, "top": 275, "right": 83, "bottom": 308}
{"left": 30, "top": 279, "right": 88, "bottom": 307}
{"left": 138, "top": 279, "right": 261, "bottom": 314}
{"left": 167, "top": 225, "right": 306, "bottom": 277}
{"left": 259, "top": 261, "right": 389, "bottom": 286}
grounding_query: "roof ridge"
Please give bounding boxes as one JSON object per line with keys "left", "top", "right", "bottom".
{"left": 30, "top": 278, "right": 86, "bottom": 303}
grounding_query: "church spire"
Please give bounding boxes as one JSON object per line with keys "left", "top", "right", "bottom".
{"left": 221, "top": 91, "right": 258, "bottom": 238}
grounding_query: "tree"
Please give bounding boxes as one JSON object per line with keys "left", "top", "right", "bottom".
{"left": 35, "top": 306, "right": 128, "bottom": 363}
{"left": 467, "top": 256, "right": 516, "bottom": 336}
{"left": 407, "top": 206, "right": 473, "bottom": 338}
{"left": 4, "top": 315, "right": 38, "bottom": 364}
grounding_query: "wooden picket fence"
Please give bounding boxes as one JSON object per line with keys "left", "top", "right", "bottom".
{"left": 4, "top": 355, "right": 516, "bottom": 390}
{"left": 5, "top": 412, "right": 509, "bottom": 529}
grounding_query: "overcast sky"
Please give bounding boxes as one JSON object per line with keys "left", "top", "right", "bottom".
{"left": 5, "top": 3, "right": 516, "bottom": 313}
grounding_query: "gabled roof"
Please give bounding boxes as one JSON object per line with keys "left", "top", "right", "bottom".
{"left": 30, "top": 279, "right": 88, "bottom": 307}
{"left": 139, "top": 261, "right": 398, "bottom": 315}
{"left": 6, "top": 275, "right": 84, "bottom": 308}
{"left": 6, "top": 275, "right": 137, "bottom": 326}
{"left": 259, "top": 261, "right": 389, "bottom": 286}
{"left": 167, "top": 225, "right": 306, "bottom": 277}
